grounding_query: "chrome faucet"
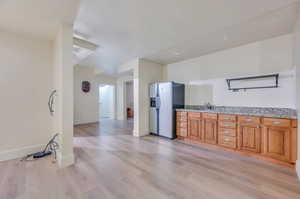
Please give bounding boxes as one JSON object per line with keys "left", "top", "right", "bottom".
{"left": 204, "top": 102, "right": 215, "bottom": 110}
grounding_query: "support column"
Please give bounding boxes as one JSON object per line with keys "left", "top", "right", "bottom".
{"left": 53, "top": 24, "right": 74, "bottom": 167}
{"left": 133, "top": 59, "right": 163, "bottom": 137}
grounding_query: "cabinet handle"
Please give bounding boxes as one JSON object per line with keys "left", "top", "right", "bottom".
{"left": 224, "top": 138, "right": 231, "bottom": 142}
{"left": 244, "top": 118, "right": 253, "bottom": 122}
{"left": 224, "top": 118, "right": 231, "bottom": 120}
{"left": 223, "top": 124, "right": 231, "bottom": 127}
{"left": 223, "top": 130, "right": 231, "bottom": 134}
{"left": 272, "top": 121, "right": 283, "bottom": 125}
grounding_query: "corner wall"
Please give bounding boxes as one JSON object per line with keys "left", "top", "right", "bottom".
{"left": 293, "top": 14, "right": 300, "bottom": 179}
{"left": 134, "top": 59, "right": 163, "bottom": 137}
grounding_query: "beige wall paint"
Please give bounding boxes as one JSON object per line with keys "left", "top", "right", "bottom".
{"left": 164, "top": 34, "right": 295, "bottom": 108}
{"left": 134, "top": 59, "right": 163, "bottom": 137}
{"left": 74, "top": 66, "right": 99, "bottom": 125}
{"left": 293, "top": 14, "right": 300, "bottom": 178}
{"left": 0, "top": 31, "right": 53, "bottom": 161}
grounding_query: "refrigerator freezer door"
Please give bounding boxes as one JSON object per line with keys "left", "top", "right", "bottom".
{"left": 158, "top": 82, "right": 173, "bottom": 138}
{"left": 149, "top": 83, "right": 158, "bottom": 134}
{"left": 149, "top": 83, "right": 158, "bottom": 98}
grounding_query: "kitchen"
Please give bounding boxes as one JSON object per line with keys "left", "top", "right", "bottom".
{"left": 150, "top": 34, "right": 298, "bottom": 169}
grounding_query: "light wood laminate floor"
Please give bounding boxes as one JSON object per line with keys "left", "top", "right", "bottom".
{"left": 1, "top": 119, "right": 300, "bottom": 199}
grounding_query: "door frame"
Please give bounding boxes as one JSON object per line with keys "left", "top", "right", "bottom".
{"left": 99, "top": 84, "right": 116, "bottom": 119}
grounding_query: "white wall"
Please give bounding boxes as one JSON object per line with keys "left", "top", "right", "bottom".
{"left": 74, "top": 66, "right": 99, "bottom": 125}
{"left": 134, "top": 59, "right": 163, "bottom": 137}
{"left": 0, "top": 31, "right": 53, "bottom": 161}
{"left": 293, "top": 14, "right": 300, "bottom": 178}
{"left": 164, "top": 34, "right": 296, "bottom": 108}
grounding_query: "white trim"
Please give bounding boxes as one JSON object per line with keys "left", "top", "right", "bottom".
{"left": 296, "top": 160, "right": 300, "bottom": 180}
{"left": 133, "top": 130, "right": 150, "bottom": 137}
{"left": 0, "top": 144, "right": 44, "bottom": 162}
{"left": 57, "top": 153, "right": 74, "bottom": 168}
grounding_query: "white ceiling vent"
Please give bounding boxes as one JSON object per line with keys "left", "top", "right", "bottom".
{"left": 73, "top": 37, "right": 99, "bottom": 64}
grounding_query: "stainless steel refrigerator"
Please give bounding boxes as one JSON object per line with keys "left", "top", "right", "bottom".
{"left": 149, "top": 82, "right": 185, "bottom": 139}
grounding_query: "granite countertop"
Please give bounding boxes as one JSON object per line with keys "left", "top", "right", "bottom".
{"left": 176, "top": 105, "right": 297, "bottom": 119}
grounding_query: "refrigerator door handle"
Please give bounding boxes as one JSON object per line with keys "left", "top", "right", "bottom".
{"left": 156, "top": 97, "right": 161, "bottom": 109}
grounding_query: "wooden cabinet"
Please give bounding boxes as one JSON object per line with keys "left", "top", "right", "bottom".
{"left": 262, "top": 126, "right": 290, "bottom": 162}
{"left": 176, "top": 112, "right": 188, "bottom": 138}
{"left": 218, "top": 114, "right": 237, "bottom": 149}
{"left": 261, "top": 118, "right": 295, "bottom": 162}
{"left": 238, "top": 116, "right": 261, "bottom": 153}
{"left": 218, "top": 135, "right": 237, "bottom": 149}
{"left": 238, "top": 125, "right": 261, "bottom": 153}
{"left": 203, "top": 113, "right": 218, "bottom": 144}
{"left": 176, "top": 111, "right": 297, "bottom": 167}
{"left": 188, "top": 113, "right": 202, "bottom": 140}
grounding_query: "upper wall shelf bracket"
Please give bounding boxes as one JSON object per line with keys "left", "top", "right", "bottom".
{"left": 226, "top": 74, "right": 279, "bottom": 92}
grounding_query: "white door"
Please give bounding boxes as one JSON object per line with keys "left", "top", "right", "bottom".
{"left": 99, "top": 85, "right": 114, "bottom": 119}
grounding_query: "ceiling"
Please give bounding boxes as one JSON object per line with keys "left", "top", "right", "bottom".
{"left": 0, "top": 0, "right": 80, "bottom": 40}
{"left": 75, "top": 0, "right": 300, "bottom": 75}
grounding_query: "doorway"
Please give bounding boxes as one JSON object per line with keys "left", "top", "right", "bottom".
{"left": 125, "top": 81, "right": 134, "bottom": 120}
{"left": 99, "top": 85, "right": 115, "bottom": 119}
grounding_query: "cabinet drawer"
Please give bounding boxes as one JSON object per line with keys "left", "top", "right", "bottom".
{"left": 219, "top": 128, "right": 236, "bottom": 137}
{"left": 176, "top": 115, "right": 187, "bottom": 122}
{"left": 177, "top": 111, "right": 187, "bottom": 117}
{"left": 177, "top": 128, "right": 188, "bottom": 137}
{"left": 218, "top": 135, "right": 236, "bottom": 149}
{"left": 292, "top": 120, "right": 297, "bottom": 128}
{"left": 238, "top": 116, "right": 260, "bottom": 124}
{"left": 263, "top": 118, "right": 291, "bottom": 128}
{"left": 203, "top": 113, "right": 218, "bottom": 120}
{"left": 177, "top": 121, "right": 187, "bottom": 128}
{"left": 219, "top": 121, "right": 236, "bottom": 129}
{"left": 188, "top": 112, "right": 201, "bottom": 118}
{"left": 219, "top": 114, "right": 236, "bottom": 122}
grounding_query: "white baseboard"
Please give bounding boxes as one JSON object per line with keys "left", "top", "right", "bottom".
{"left": 74, "top": 120, "right": 99, "bottom": 126}
{"left": 0, "top": 144, "right": 44, "bottom": 162}
{"left": 57, "top": 152, "right": 74, "bottom": 168}
{"left": 296, "top": 160, "right": 300, "bottom": 180}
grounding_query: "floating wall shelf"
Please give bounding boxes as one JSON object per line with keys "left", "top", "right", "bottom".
{"left": 226, "top": 74, "right": 279, "bottom": 92}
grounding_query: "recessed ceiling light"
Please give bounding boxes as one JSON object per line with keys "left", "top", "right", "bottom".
{"left": 173, "top": 51, "right": 181, "bottom": 55}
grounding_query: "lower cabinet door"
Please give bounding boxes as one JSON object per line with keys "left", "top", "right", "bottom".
{"left": 218, "top": 135, "right": 236, "bottom": 149}
{"left": 203, "top": 119, "right": 218, "bottom": 144}
{"left": 262, "top": 126, "right": 291, "bottom": 162}
{"left": 177, "top": 127, "right": 188, "bottom": 137}
{"left": 188, "top": 117, "right": 202, "bottom": 140}
{"left": 238, "top": 125, "right": 261, "bottom": 153}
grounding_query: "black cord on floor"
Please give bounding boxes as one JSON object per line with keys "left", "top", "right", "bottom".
{"left": 21, "top": 133, "right": 59, "bottom": 162}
